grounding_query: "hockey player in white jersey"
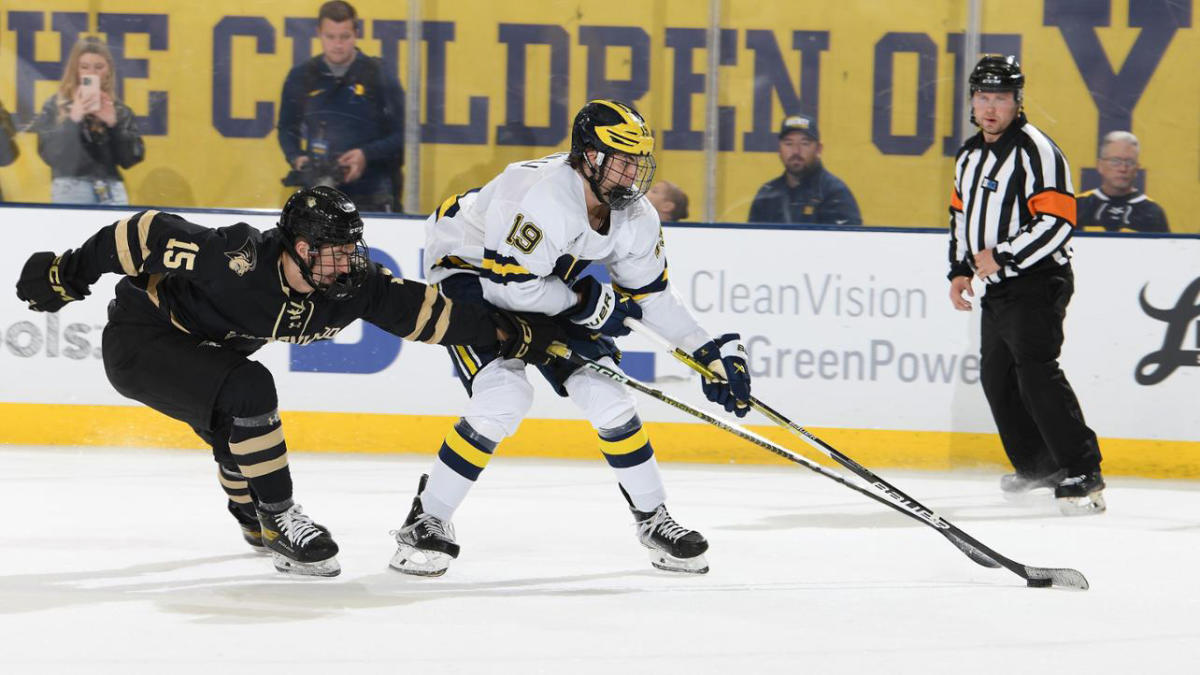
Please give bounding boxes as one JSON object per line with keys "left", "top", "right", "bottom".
{"left": 390, "top": 99, "right": 752, "bottom": 576}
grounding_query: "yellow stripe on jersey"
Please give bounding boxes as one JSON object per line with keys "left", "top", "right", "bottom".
{"left": 136, "top": 210, "right": 157, "bottom": 264}
{"left": 445, "top": 427, "right": 493, "bottom": 468}
{"left": 401, "top": 286, "right": 439, "bottom": 341}
{"left": 613, "top": 268, "right": 669, "bottom": 300}
{"left": 114, "top": 216, "right": 136, "bottom": 275}
{"left": 454, "top": 345, "right": 480, "bottom": 376}
{"left": 600, "top": 428, "right": 650, "bottom": 456}
{"left": 480, "top": 257, "right": 533, "bottom": 278}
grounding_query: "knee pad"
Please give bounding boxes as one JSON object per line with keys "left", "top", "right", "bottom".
{"left": 462, "top": 360, "right": 535, "bottom": 440}
{"left": 566, "top": 362, "right": 637, "bottom": 430}
{"left": 215, "top": 361, "right": 278, "bottom": 419}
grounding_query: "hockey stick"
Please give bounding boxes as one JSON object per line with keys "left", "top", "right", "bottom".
{"left": 622, "top": 319, "right": 1089, "bottom": 590}
{"left": 545, "top": 342, "right": 998, "bottom": 568}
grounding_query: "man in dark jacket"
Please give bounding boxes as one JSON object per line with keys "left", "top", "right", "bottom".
{"left": 748, "top": 115, "right": 861, "bottom": 225}
{"left": 277, "top": 1, "right": 404, "bottom": 212}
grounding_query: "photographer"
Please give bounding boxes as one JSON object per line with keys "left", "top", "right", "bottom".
{"left": 32, "top": 37, "right": 144, "bottom": 205}
{"left": 277, "top": 1, "right": 404, "bottom": 212}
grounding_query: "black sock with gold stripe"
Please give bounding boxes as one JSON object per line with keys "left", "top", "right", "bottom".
{"left": 229, "top": 408, "right": 292, "bottom": 505}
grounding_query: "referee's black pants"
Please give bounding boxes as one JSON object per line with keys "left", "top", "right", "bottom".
{"left": 979, "top": 266, "right": 1102, "bottom": 478}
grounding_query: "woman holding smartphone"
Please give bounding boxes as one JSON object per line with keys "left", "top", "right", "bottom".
{"left": 32, "top": 36, "right": 144, "bottom": 205}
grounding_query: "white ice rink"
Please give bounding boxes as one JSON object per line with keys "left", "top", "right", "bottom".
{"left": 1, "top": 445, "right": 1197, "bottom": 674}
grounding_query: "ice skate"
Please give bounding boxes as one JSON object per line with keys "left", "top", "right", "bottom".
{"left": 1000, "top": 469, "right": 1065, "bottom": 502}
{"left": 631, "top": 503, "right": 709, "bottom": 574}
{"left": 228, "top": 500, "right": 268, "bottom": 553}
{"left": 1054, "top": 471, "right": 1106, "bottom": 516}
{"left": 257, "top": 501, "right": 341, "bottom": 577}
{"left": 390, "top": 474, "right": 459, "bottom": 577}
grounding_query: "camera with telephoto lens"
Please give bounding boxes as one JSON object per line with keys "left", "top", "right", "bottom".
{"left": 282, "top": 155, "right": 346, "bottom": 188}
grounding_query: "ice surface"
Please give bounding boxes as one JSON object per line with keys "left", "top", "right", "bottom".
{"left": 1, "top": 446, "right": 1197, "bottom": 674}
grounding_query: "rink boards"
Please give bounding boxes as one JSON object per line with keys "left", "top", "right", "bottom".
{"left": 1, "top": 204, "right": 1197, "bottom": 477}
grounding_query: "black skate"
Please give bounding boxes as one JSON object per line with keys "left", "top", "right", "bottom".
{"left": 389, "top": 474, "right": 459, "bottom": 577}
{"left": 631, "top": 504, "right": 709, "bottom": 574}
{"left": 1000, "top": 469, "right": 1066, "bottom": 501}
{"left": 257, "top": 501, "right": 341, "bottom": 577}
{"left": 1054, "top": 471, "right": 1106, "bottom": 516}
{"left": 227, "top": 500, "right": 267, "bottom": 553}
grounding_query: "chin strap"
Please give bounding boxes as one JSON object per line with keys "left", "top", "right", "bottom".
{"left": 279, "top": 230, "right": 323, "bottom": 294}
{"left": 582, "top": 151, "right": 611, "bottom": 206}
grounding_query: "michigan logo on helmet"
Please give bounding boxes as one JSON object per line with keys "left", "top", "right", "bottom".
{"left": 570, "top": 99, "right": 657, "bottom": 211}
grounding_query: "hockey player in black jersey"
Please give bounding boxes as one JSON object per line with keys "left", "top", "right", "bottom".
{"left": 14, "top": 186, "right": 565, "bottom": 577}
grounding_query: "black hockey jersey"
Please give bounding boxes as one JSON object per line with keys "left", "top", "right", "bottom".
{"left": 1076, "top": 189, "right": 1169, "bottom": 233}
{"left": 60, "top": 209, "right": 500, "bottom": 354}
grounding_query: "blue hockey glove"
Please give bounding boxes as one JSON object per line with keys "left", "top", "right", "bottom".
{"left": 567, "top": 276, "right": 642, "bottom": 337}
{"left": 692, "top": 333, "right": 752, "bottom": 417}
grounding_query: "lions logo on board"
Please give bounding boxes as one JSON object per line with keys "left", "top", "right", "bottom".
{"left": 224, "top": 237, "right": 257, "bottom": 276}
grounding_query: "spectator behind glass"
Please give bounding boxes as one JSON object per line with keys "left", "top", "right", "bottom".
{"left": 1076, "top": 131, "right": 1169, "bottom": 233}
{"left": 277, "top": 0, "right": 405, "bottom": 212}
{"left": 32, "top": 37, "right": 144, "bottom": 205}
{"left": 647, "top": 180, "right": 689, "bottom": 222}
{"left": 748, "top": 115, "right": 861, "bottom": 226}
{"left": 0, "top": 98, "right": 19, "bottom": 201}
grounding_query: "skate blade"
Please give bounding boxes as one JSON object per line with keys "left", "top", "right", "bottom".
{"left": 1056, "top": 491, "right": 1106, "bottom": 516}
{"left": 648, "top": 550, "right": 709, "bottom": 574}
{"left": 271, "top": 552, "right": 341, "bottom": 577}
{"left": 389, "top": 544, "right": 452, "bottom": 577}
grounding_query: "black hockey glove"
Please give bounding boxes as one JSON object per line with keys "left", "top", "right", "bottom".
{"left": 566, "top": 276, "right": 642, "bottom": 337}
{"left": 493, "top": 310, "right": 567, "bottom": 366}
{"left": 692, "top": 333, "right": 752, "bottom": 417}
{"left": 15, "top": 250, "right": 89, "bottom": 313}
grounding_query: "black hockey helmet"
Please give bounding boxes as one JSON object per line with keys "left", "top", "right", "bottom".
{"left": 569, "top": 99, "right": 656, "bottom": 211}
{"left": 277, "top": 186, "right": 370, "bottom": 300}
{"left": 969, "top": 54, "right": 1024, "bottom": 98}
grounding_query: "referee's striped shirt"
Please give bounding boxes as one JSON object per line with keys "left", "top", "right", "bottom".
{"left": 948, "top": 113, "right": 1076, "bottom": 284}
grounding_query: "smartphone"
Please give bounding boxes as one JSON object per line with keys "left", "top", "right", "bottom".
{"left": 79, "top": 74, "right": 99, "bottom": 95}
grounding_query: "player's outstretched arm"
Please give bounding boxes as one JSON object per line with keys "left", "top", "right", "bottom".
{"left": 14, "top": 210, "right": 228, "bottom": 312}
{"left": 361, "top": 267, "right": 565, "bottom": 363}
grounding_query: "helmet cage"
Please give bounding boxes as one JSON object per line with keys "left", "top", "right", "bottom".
{"left": 278, "top": 187, "right": 371, "bottom": 300}
{"left": 571, "top": 99, "right": 657, "bottom": 210}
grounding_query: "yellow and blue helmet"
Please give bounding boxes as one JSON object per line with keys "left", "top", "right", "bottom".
{"left": 570, "top": 99, "right": 656, "bottom": 210}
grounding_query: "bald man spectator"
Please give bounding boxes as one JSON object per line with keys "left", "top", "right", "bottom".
{"left": 1077, "top": 131, "right": 1169, "bottom": 233}
{"left": 647, "top": 180, "right": 689, "bottom": 222}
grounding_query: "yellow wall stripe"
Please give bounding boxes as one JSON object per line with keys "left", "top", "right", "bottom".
{"left": 2, "top": 403, "right": 1198, "bottom": 479}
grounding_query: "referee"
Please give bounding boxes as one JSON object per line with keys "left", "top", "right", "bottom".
{"left": 947, "top": 55, "right": 1105, "bottom": 515}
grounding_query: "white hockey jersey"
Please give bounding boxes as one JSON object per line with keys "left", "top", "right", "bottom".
{"left": 424, "top": 153, "right": 711, "bottom": 352}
